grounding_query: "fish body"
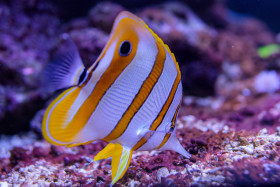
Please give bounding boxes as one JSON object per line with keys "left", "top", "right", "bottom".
{"left": 42, "top": 11, "right": 190, "bottom": 185}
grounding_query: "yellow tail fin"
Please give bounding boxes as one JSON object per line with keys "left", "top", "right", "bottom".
{"left": 94, "top": 143, "right": 133, "bottom": 186}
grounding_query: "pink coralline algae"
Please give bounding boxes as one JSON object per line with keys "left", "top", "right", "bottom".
{"left": 1, "top": 0, "right": 280, "bottom": 186}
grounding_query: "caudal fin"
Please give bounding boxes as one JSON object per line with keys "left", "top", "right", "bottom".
{"left": 94, "top": 143, "right": 133, "bottom": 186}
{"left": 41, "top": 34, "right": 87, "bottom": 93}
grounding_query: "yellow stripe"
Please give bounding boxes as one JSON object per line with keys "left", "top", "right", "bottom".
{"left": 141, "top": 19, "right": 179, "bottom": 74}
{"left": 132, "top": 71, "right": 181, "bottom": 151}
{"left": 157, "top": 134, "right": 171, "bottom": 150}
{"left": 93, "top": 143, "right": 133, "bottom": 185}
{"left": 156, "top": 97, "right": 182, "bottom": 149}
{"left": 102, "top": 41, "right": 166, "bottom": 142}
{"left": 88, "top": 12, "right": 143, "bottom": 73}
{"left": 43, "top": 18, "right": 140, "bottom": 144}
{"left": 42, "top": 87, "right": 79, "bottom": 145}
{"left": 63, "top": 18, "right": 140, "bottom": 142}
{"left": 111, "top": 146, "right": 133, "bottom": 185}
{"left": 131, "top": 17, "right": 182, "bottom": 151}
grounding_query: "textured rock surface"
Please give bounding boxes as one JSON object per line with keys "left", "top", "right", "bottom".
{"left": 0, "top": 0, "right": 59, "bottom": 134}
{"left": 1, "top": 0, "right": 280, "bottom": 186}
{"left": 1, "top": 113, "right": 280, "bottom": 186}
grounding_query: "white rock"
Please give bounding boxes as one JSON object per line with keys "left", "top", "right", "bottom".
{"left": 259, "top": 128, "right": 268, "bottom": 135}
{"left": 240, "top": 144, "right": 254, "bottom": 155}
{"left": 0, "top": 182, "right": 9, "bottom": 187}
{"left": 254, "top": 70, "right": 280, "bottom": 93}
{"left": 156, "top": 167, "right": 170, "bottom": 183}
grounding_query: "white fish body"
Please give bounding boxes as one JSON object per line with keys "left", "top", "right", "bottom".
{"left": 42, "top": 11, "right": 190, "bottom": 185}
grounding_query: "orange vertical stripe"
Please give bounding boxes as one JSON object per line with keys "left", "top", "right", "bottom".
{"left": 132, "top": 71, "right": 181, "bottom": 151}
{"left": 44, "top": 18, "right": 140, "bottom": 143}
{"left": 156, "top": 97, "right": 182, "bottom": 149}
{"left": 102, "top": 41, "right": 166, "bottom": 142}
{"left": 64, "top": 19, "right": 140, "bottom": 141}
{"left": 42, "top": 87, "right": 78, "bottom": 145}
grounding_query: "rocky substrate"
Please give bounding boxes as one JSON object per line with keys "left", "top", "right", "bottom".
{"left": 1, "top": 92, "right": 280, "bottom": 186}
{"left": 0, "top": 116, "right": 280, "bottom": 186}
{"left": 1, "top": 0, "right": 280, "bottom": 186}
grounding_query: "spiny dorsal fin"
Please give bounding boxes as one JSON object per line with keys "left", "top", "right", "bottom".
{"left": 41, "top": 34, "right": 86, "bottom": 93}
{"left": 94, "top": 143, "right": 133, "bottom": 186}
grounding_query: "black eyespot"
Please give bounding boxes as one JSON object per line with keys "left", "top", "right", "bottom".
{"left": 119, "top": 41, "right": 132, "bottom": 56}
{"left": 78, "top": 68, "right": 87, "bottom": 85}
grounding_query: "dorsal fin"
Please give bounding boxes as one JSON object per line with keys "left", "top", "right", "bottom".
{"left": 41, "top": 34, "right": 87, "bottom": 93}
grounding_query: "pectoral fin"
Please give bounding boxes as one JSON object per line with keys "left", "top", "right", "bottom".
{"left": 94, "top": 143, "right": 133, "bottom": 186}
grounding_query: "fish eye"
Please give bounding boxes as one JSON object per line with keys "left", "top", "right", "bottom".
{"left": 119, "top": 41, "right": 132, "bottom": 56}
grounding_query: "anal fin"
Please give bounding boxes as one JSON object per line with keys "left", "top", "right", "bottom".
{"left": 94, "top": 143, "right": 133, "bottom": 186}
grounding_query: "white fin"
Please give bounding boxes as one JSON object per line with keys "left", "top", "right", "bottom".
{"left": 41, "top": 34, "right": 87, "bottom": 93}
{"left": 159, "top": 132, "right": 191, "bottom": 159}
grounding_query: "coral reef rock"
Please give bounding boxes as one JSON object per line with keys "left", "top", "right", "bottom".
{"left": 0, "top": 0, "right": 280, "bottom": 186}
